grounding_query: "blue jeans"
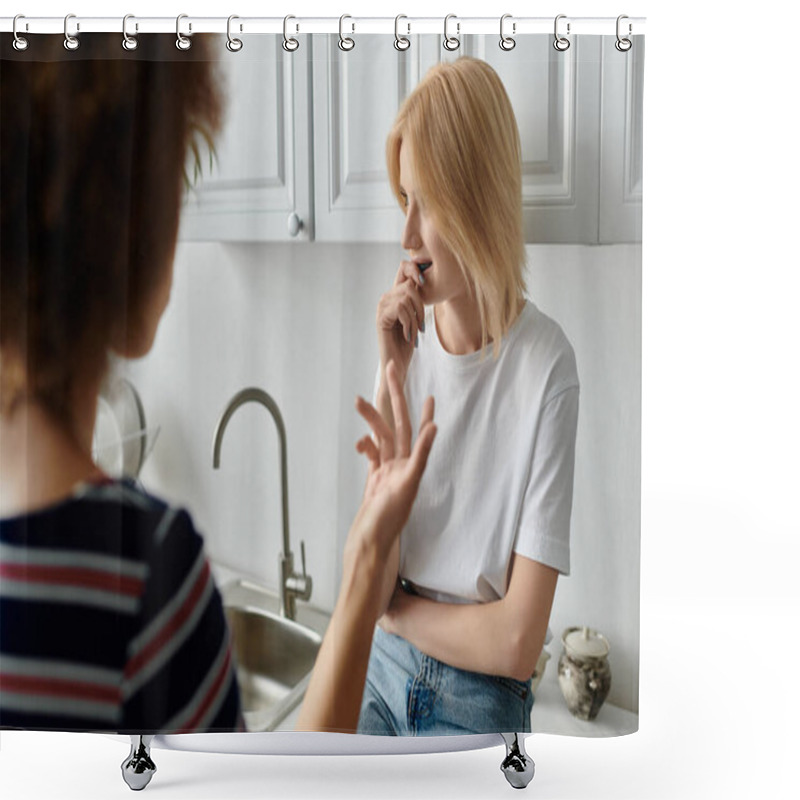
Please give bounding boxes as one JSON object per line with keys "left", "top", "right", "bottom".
{"left": 357, "top": 627, "right": 534, "bottom": 735}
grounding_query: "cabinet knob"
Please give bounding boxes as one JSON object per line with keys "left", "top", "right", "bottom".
{"left": 287, "top": 212, "right": 303, "bottom": 238}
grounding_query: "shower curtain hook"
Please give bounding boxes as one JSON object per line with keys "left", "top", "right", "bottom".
{"left": 615, "top": 15, "right": 632, "bottom": 52}
{"left": 12, "top": 15, "right": 29, "bottom": 51}
{"left": 122, "top": 15, "right": 138, "bottom": 51}
{"left": 499, "top": 14, "right": 516, "bottom": 51}
{"left": 282, "top": 15, "right": 299, "bottom": 52}
{"left": 553, "top": 14, "right": 570, "bottom": 52}
{"left": 394, "top": 14, "right": 411, "bottom": 51}
{"left": 176, "top": 14, "right": 192, "bottom": 51}
{"left": 443, "top": 14, "right": 460, "bottom": 51}
{"left": 226, "top": 15, "right": 243, "bottom": 52}
{"left": 64, "top": 13, "right": 80, "bottom": 51}
{"left": 338, "top": 14, "right": 355, "bottom": 51}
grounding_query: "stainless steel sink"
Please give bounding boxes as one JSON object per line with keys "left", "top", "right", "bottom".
{"left": 222, "top": 582, "right": 323, "bottom": 732}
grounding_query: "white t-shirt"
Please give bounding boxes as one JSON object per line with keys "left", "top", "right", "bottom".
{"left": 388, "top": 300, "right": 579, "bottom": 606}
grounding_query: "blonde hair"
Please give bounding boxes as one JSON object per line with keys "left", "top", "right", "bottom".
{"left": 386, "top": 57, "right": 526, "bottom": 356}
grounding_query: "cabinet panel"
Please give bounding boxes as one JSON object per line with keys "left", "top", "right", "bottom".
{"left": 179, "top": 36, "right": 312, "bottom": 242}
{"left": 313, "top": 35, "right": 422, "bottom": 243}
{"left": 465, "top": 36, "right": 601, "bottom": 244}
{"left": 600, "top": 36, "right": 644, "bottom": 244}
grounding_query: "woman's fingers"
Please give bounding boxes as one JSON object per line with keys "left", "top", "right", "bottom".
{"left": 419, "top": 395, "right": 435, "bottom": 430}
{"left": 407, "top": 419, "right": 437, "bottom": 488}
{"left": 355, "top": 395, "right": 395, "bottom": 461}
{"left": 386, "top": 361, "right": 411, "bottom": 458}
{"left": 355, "top": 435, "right": 380, "bottom": 471}
{"left": 379, "top": 274, "right": 425, "bottom": 347}
{"left": 396, "top": 303, "right": 417, "bottom": 345}
{"left": 394, "top": 260, "right": 425, "bottom": 290}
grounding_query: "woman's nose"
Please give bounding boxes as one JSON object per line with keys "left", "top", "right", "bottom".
{"left": 402, "top": 207, "right": 422, "bottom": 252}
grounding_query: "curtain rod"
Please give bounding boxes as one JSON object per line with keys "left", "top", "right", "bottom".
{"left": 0, "top": 16, "right": 646, "bottom": 37}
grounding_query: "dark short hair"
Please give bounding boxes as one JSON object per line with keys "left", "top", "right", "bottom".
{"left": 1, "top": 34, "right": 223, "bottom": 427}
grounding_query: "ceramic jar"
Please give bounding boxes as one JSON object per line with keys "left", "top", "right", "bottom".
{"left": 557, "top": 626, "right": 611, "bottom": 721}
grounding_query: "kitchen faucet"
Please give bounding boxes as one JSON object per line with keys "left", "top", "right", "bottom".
{"left": 212, "top": 388, "right": 312, "bottom": 621}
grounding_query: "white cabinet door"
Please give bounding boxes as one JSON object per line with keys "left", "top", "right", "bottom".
{"left": 312, "top": 34, "right": 429, "bottom": 243}
{"left": 462, "top": 36, "right": 601, "bottom": 244}
{"left": 179, "top": 36, "right": 312, "bottom": 242}
{"left": 600, "top": 36, "right": 644, "bottom": 244}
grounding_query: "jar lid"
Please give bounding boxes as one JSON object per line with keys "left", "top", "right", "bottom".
{"left": 562, "top": 626, "right": 610, "bottom": 659}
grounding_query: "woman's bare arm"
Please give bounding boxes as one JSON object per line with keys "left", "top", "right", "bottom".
{"left": 295, "top": 362, "right": 435, "bottom": 732}
{"left": 380, "top": 554, "right": 558, "bottom": 682}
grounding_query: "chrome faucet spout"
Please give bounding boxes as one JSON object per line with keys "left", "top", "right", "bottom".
{"left": 212, "top": 387, "right": 312, "bottom": 620}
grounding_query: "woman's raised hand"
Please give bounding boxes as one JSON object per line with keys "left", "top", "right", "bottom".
{"left": 376, "top": 260, "right": 425, "bottom": 387}
{"left": 348, "top": 360, "right": 436, "bottom": 566}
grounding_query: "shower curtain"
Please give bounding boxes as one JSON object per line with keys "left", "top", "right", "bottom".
{"left": 0, "top": 17, "right": 643, "bottom": 749}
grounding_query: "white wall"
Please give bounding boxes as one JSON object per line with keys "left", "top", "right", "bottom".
{"left": 123, "top": 239, "right": 640, "bottom": 713}
{"left": 526, "top": 244, "right": 641, "bottom": 714}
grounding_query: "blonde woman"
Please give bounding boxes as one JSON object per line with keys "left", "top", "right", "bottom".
{"left": 358, "top": 57, "right": 580, "bottom": 735}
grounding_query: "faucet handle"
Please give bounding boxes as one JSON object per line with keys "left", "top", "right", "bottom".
{"left": 300, "top": 540, "right": 307, "bottom": 578}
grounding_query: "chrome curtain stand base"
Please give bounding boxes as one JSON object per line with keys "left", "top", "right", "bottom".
{"left": 500, "top": 732, "right": 535, "bottom": 789}
{"left": 119, "top": 733, "right": 533, "bottom": 790}
{"left": 121, "top": 735, "right": 156, "bottom": 791}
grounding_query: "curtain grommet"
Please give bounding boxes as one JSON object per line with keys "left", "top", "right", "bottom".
{"left": 64, "top": 13, "right": 80, "bottom": 51}
{"left": 615, "top": 15, "right": 632, "bottom": 52}
{"left": 394, "top": 14, "right": 410, "bottom": 51}
{"left": 176, "top": 14, "right": 192, "bottom": 51}
{"left": 226, "top": 15, "right": 243, "bottom": 52}
{"left": 499, "top": 14, "right": 516, "bottom": 51}
{"left": 553, "top": 14, "right": 570, "bottom": 52}
{"left": 122, "top": 14, "right": 138, "bottom": 51}
{"left": 12, "top": 14, "right": 29, "bottom": 51}
{"left": 282, "top": 15, "right": 299, "bottom": 52}
{"left": 443, "top": 13, "right": 460, "bottom": 52}
{"left": 338, "top": 14, "right": 355, "bottom": 51}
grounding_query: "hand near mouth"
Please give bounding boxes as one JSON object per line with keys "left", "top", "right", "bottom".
{"left": 375, "top": 259, "right": 428, "bottom": 430}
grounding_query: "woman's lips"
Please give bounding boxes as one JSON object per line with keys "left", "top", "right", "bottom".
{"left": 417, "top": 261, "right": 432, "bottom": 272}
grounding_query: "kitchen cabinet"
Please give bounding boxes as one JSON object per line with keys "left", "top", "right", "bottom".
{"left": 313, "top": 35, "right": 602, "bottom": 245}
{"left": 457, "top": 36, "right": 602, "bottom": 245}
{"left": 599, "top": 36, "right": 645, "bottom": 244}
{"left": 180, "top": 34, "right": 641, "bottom": 245}
{"left": 179, "top": 36, "right": 313, "bottom": 242}
{"left": 311, "top": 34, "right": 420, "bottom": 242}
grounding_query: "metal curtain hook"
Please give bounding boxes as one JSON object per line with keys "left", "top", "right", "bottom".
{"left": 64, "top": 13, "right": 80, "bottom": 51}
{"left": 338, "top": 14, "right": 355, "bottom": 51}
{"left": 122, "top": 15, "right": 138, "bottom": 51}
{"left": 283, "top": 15, "right": 299, "bottom": 52}
{"left": 227, "top": 15, "right": 243, "bottom": 52}
{"left": 499, "top": 14, "right": 516, "bottom": 51}
{"left": 394, "top": 14, "right": 410, "bottom": 51}
{"left": 553, "top": 14, "right": 570, "bottom": 52}
{"left": 176, "top": 14, "right": 192, "bottom": 51}
{"left": 443, "top": 13, "right": 460, "bottom": 51}
{"left": 615, "top": 14, "right": 632, "bottom": 52}
{"left": 12, "top": 14, "right": 29, "bottom": 51}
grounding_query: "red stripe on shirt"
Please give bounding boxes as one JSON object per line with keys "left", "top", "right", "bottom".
{"left": 0, "top": 673, "right": 121, "bottom": 705}
{"left": 0, "top": 563, "right": 143, "bottom": 597}
{"left": 176, "top": 646, "right": 233, "bottom": 733}
{"left": 124, "top": 560, "right": 211, "bottom": 681}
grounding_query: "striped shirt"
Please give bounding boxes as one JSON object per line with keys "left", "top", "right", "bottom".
{"left": 0, "top": 479, "right": 244, "bottom": 733}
